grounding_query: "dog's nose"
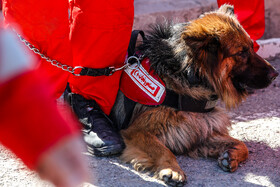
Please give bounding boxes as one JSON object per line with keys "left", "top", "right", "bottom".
{"left": 268, "top": 70, "right": 279, "bottom": 81}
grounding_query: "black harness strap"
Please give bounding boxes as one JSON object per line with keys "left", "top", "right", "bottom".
{"left": 127, "top": 30, "right": 146, "bottom": 57}
{"left": 161, "top": 89, "right": 218, "bottom": 113}
{"left": 79, "top": 67, "right": 113, "bottom": 76}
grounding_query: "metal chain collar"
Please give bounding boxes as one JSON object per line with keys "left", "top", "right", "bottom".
{"left": 15, "top": 32, "right": 139, "bottom": 76}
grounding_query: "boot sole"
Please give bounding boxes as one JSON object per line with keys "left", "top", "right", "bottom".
{"left": 87, "top": 144, "right": 124, "bottom": 157}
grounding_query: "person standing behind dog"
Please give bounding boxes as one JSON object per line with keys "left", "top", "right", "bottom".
{"left": 2, "top": 0, "right": 134, "bottom": 156}
{"left": 0, "top": 24, "right": 89, "bottom": 186}
{"left": 217, "top": 0, "right": 265, "bottom": 52}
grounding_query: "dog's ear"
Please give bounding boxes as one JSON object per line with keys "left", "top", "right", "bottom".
{"left": 201, "top": 37, "right": 221, "bottom": 72}
{"left": 218, "top": 4, "right": 234, "bottom": 16}
{"left": 182, "top": 32, "right": 220, "bottom": 73}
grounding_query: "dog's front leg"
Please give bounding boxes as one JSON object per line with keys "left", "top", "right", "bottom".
{"left": 217, "top": 136, "right": 248, "bottom": 172}
{"left": 121, "top": 130, "right": 187, "bottom": 187}
{"left": 201, "top": 133, "right": 248, "bottom": 172}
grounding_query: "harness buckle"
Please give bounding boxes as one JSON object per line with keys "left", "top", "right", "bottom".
{"left": 108, "top": 67, "right": 116, "bottom": 76}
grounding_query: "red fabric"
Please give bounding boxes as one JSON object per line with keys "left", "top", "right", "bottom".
{"left": 3, "top": 0, "right": 134, "bottom": 115}
{"left": 68, "top": 0, "right": 134, "bottom": 114}
{"left": 0, "top": 70, "right": 80, "bottom": 169}
{"left": 217, "top": 0, "right": 265, "bottom": 52}
{"left": 0, "top": 23, "right": 80, "bottom": 169}
{"left": 120, "top": 58, "right": 166, "bottom": 105}
{"left": 3, "top": 0, "right": 72, "bottom": 98}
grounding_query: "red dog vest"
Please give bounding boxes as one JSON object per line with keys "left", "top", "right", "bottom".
{"left": 120, "top": 58, "right": 166, "bottom": 105}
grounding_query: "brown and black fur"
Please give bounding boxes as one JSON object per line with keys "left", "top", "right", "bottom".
{"left": 118, "top": 5, "right": 278, "bottom": 186}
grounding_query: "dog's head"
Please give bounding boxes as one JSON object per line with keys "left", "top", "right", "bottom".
{"left": 181, "top": 4, "right": 278, "bottom": 108}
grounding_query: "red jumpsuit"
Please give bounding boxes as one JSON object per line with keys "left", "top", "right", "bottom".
{"left": 2, "top": 0, "right": 134, "bottom": 115}
{"left": 217, "top": 0, "right": 265, "bottom": 52}
{"left": 0, "top": 26, "right": 80, "bottom": 169}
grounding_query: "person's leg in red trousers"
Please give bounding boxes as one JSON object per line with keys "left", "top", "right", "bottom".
{"left": 68, "top": 0, "right": 134, "bottom": 115}
{"left": 66, "top": 0, "right": 134, "bottom": 156}
{"left": 2, "top": 0, "right": 72, "bottom": 98}
{"left": 217, "top": 0, "right": 265, "bottom": 52}
{"left": 3, "top": 0, "right": 134, "bottom": 156}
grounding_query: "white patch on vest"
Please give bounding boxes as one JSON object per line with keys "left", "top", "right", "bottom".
{"left": 124, "top": 63, "right": 165, "bottom": 103}
{"left": 0, "top": 29, "right": 34, "bottom": 83}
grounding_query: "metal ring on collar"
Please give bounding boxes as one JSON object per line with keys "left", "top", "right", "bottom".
{"left": 126, "top": 56, "right": 140, "bottom": 70}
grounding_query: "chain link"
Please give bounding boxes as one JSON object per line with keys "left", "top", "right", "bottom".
{"left": 16, "top": 32, "right": 81, "bottom": 75}
{"left": 15, "top": 31, "right": 139, "bottom": 76}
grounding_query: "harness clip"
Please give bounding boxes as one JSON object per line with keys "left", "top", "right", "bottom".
{"left": 72, "top": 66, "right": 84, "bottom": 76}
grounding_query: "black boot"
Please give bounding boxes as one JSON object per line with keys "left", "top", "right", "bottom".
{"left": 64, "top": 87, "right": 125, "bottom": 156}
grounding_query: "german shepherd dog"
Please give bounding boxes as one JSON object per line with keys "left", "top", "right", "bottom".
{"left": 112, "top": 5, "right": 278, "bottom": 186}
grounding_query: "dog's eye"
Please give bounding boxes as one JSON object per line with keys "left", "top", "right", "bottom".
{"left": 236, "top": 49, "right": 249, "bottom": 58}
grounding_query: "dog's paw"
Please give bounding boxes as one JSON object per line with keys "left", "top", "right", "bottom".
{"left": 218, "top": 149, "right": 239, "bottom": 172}
{"left": 157, "top": 168, "right": 187, "bottom": 187}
